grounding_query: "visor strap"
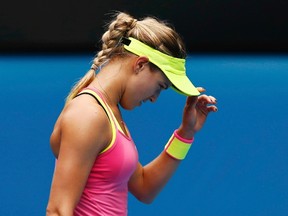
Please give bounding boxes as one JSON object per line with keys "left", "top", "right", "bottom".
{"left": 121, "top": 37, "right": 131, "bottom": 46}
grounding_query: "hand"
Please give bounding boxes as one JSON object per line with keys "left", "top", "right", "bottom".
{"left": 177, "top": 87, "right": 218, "bottom": 139}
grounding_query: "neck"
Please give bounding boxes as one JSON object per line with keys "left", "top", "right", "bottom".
{"left": 89, "top": 64, "right": 129, "bottom": 127}
{"left": 88, "top": 62, "right": 127, "bottom": 109}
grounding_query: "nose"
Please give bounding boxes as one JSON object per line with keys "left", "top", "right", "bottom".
{"left": 149, "top": 87, "right": 163, "bottom": 103}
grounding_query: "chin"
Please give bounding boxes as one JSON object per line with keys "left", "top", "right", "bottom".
{"left": 119, "top": 103, "right": 135, "bottom": 111}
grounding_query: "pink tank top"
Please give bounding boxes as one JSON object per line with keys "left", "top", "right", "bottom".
{"left": 74, "top": 88, "right": 138, "bottom": 216}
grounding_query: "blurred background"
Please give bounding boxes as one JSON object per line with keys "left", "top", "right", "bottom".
{"left": 1, "top": 0, "right": 287, "bottom": 215}
{"left": 1, "top": 0, "right": 288, "bottom": 53}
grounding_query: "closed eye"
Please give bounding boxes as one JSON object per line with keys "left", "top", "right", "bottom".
{"left": 161, "top": 83, "right": 169, "bottom": 90}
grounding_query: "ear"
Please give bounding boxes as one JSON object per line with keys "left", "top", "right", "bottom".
{"left": 133, "top": 56, "right": 149, "bottom": 74}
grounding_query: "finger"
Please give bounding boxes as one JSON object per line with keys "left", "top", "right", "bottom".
{"left": 197, "top": 94, "right": 212, "bottom": 104}
{"left": 196, "top": 87, "right": 206, "bottom": 93}
{"left": 208, "top": 95, "right": 217, "bottom": 104}
{"left": 196, "top": 105, "right": 218, "bottom": 118}
{"left": 207, "top": 105, "right": 218, "bottom": 113}
{"left": 198, "top": 94, "right": 217, "bottom": 105}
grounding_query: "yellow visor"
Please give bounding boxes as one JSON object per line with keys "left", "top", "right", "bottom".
{"left": 122, "top": 37, "right": 200, "bottom": 96}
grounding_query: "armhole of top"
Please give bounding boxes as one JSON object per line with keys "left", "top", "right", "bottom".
{"left": 79, "top": 89, "right": 126, "bottom": 135}
{"left": 76, "top": 91, "right": 116, "bottom": 154}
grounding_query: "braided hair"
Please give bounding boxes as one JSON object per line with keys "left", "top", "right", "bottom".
{"left": 65, "top": 12, "right": 186, "bottom": 103}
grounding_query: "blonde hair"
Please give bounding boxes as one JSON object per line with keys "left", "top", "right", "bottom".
{"left": 65, "top": 11, "right": 186, "bottom": 104}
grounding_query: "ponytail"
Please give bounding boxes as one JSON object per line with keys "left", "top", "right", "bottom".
{"left": 65, "top": 12, "right": 137, "bottom": 105}
{"left": 65, "top": 11, "right": 185, "bottom": 105}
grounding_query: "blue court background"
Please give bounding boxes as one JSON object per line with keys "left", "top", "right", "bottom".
{"left": 0, "top": 54, "right": 287, "bottom": 215}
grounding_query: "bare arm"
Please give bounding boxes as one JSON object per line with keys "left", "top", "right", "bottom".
{"left": 128, "top": 152, "right": 180, "bottom": 204}
{"left": 129, "top": 88, "right": 217, "bottom": 203}
{"left": 46, "top": 100, "right": 111, "bottom": 215}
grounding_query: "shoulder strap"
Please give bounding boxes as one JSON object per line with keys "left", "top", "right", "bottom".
{"left": 76, "top": 88, "right": 117, "bottom": 154}
{"left": 76, "top": 91, "right": 110, "bottom": 120}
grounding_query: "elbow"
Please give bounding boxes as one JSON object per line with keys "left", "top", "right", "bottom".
{"left": 134, "top": 194, "right": 156, "bottom": 205}
{"left": 46, "top": 204, "right": 62, "bottom": 216}
{"left": 141, "top": 198, "right": 154, "bottom": 205}
{"left": 46, "top": 203, "right": 73, "bottom": 216}
{"left": 46, "top": 206, "right": 58, "bottom": 216}
{"left": 129, "top": 185, "right": 158, "bottom": 204}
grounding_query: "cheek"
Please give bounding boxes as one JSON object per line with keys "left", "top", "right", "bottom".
{"left": 130, "top": 80, "right": 151, "bottom": 98}
{"left": 122, "top": 74, "right": 160, "bottom": 108}
{"left": 139, "top": 77, "right": 159, "bottom": 93}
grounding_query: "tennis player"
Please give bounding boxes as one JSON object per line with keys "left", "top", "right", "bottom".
{"left": 46, "top": 11, "right": 217, "bottom": 216}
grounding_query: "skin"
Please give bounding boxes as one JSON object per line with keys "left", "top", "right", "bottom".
{"left": 46, "top": 55, "right": 217, "bottom": 215}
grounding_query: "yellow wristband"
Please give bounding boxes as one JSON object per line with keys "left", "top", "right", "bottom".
{"left": 164, "top": 130, "right": 194, "bottom": 160}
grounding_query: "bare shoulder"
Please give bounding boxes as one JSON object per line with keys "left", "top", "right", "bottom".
{"left": 52, "top": 95, "right": 112, "bottom": 158}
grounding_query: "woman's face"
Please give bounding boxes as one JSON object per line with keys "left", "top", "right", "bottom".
{"left": 120, "top": 63, "right": 171, "bottom": 110}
